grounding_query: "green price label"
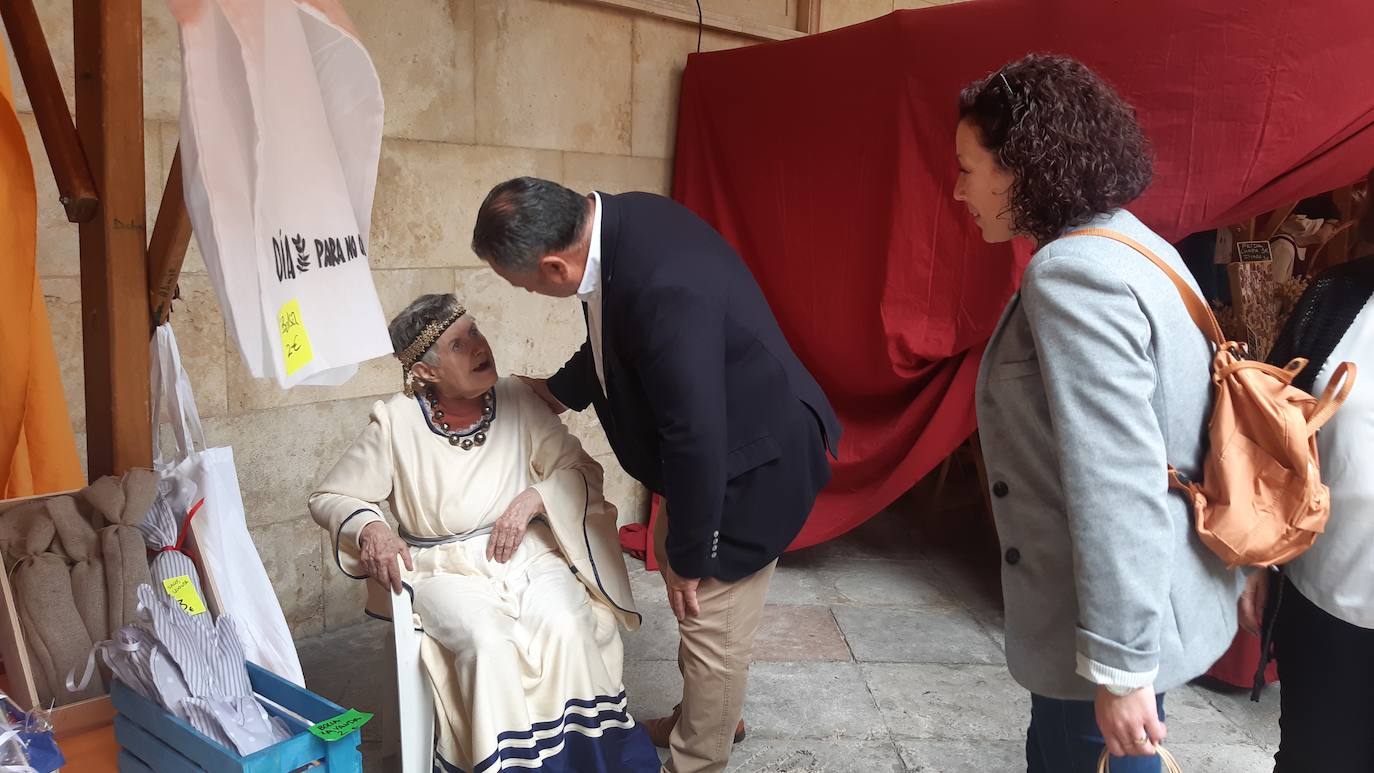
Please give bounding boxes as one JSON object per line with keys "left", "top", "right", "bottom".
{"left": 309, "top": 708, "right": 373, "bottom": 742}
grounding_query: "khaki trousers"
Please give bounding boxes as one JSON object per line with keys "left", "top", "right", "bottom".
{"left": 654, "top": 506, "right": 776, "bottom": 773}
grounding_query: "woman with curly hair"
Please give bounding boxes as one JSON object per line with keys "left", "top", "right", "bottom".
{"left": 957, "top": 54, "right": 1242, "bottom": 772}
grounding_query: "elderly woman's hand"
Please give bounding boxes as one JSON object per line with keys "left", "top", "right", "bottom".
{"left": 487, "top": 488, "right": 545, "bottom": 564}
{"left": 359, "top": 521, "right": 413, "bottom": 594}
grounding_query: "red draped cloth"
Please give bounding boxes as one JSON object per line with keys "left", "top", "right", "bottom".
{"left": 669, "top": 0, "right": 1374, "bottom": 687}
{"left": 670, "top": 0, "right": 1374, "bottom": 551}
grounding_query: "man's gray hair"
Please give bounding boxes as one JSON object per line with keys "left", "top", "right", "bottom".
{"left": 389, "top": 293, "right": 463, "bottom": 367}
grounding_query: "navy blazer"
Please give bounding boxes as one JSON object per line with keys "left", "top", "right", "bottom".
{"left": 548, "top": 192, "right": 841, "bottom": 581}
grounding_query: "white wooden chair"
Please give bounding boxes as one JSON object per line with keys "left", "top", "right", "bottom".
{"left": 392, "top": 562, "right": 434, "bottom": 773}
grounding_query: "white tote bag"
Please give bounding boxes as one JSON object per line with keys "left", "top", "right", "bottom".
{"left": 151, "top": 325, "right": 305, "bottom": 685}
{"left": 171, "top": 0, "right": 392, "bottom": 388}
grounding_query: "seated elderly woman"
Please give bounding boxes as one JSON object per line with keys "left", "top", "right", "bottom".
{"left": 308, "top": 293, "right": 658, "bottom": 772}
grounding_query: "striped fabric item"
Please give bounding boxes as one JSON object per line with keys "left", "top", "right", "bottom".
{"left": 140, "top": 489, "right": 213, "bottom": 629}
{"left": 132, "top": 584, "right": 291, "bottom": 755}
{"left": 436, "top": 691, "right": 653, "bottom": 773}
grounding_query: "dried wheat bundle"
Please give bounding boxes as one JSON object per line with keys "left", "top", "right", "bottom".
{"left": 1210, "top": 274, "right": 1309, "bottom": 359}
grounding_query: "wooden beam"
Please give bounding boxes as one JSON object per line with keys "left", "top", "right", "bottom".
{"left": 573, "top": 0, "right": 805, "bottom": 41}
{"left": 0, "top": 0, "right": 98, "bottom": 223}
{"left": 797, "top": 0, "right": 822, "bottom": 33}
{"left": 74, "top": 0, "right": 152, "bottom": 479}
{"left": 148, "top": 145, "right": 193, "bottom": 326}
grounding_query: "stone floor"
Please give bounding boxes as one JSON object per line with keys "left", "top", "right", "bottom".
{"left": 297, "top": 506, "right": 1281, "bottom": 772}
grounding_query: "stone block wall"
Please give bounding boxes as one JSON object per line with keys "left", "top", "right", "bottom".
{"left": 821, "top": 0, "right": 967, "bottom": 31}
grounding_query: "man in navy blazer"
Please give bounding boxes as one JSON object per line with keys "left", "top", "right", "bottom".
{"left": 473, "top": 177, "right": 839, "bottom": 773}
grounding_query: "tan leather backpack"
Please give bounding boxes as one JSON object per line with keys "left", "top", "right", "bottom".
{"left": 1068, "top": 228, "right": 1356, "bottom": 568}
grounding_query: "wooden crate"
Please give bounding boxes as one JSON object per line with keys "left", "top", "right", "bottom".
{"left": 0, "top": 490, "right": 114, "bottom": 739}
{"left": 112, "top": 662, "right": 361, "bottom": 772}
{"left": 0, "top": 483, "right": 302, "bottom": 753}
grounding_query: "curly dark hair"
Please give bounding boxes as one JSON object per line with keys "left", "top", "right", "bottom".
{"left": 959, "top": 54, "right": 1153, "bottom": 246}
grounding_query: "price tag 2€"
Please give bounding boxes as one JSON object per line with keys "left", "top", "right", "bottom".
{"left": 162, "top": 575, "right": 207, "bottom": 616}
{"left": 309, "top": 708, "right": 373, "bottom": 742}
{"left": 278, "top": 298, "right": 315, "bottom": 376}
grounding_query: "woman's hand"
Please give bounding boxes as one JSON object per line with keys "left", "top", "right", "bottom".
{"left": 1095, "top": 685, "right": 1167, "bottom": 759}
{"left": 487, "top": 488, "right": 545, "bottom": 563}
{"left": 359, "top": 521, "right": 413, "bottom": 594}
{"left": 1239, "top": 569, "right": 1271, "bottom": 636}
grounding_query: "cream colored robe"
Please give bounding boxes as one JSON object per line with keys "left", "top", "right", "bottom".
{"left": 309, "top": 377, "right": 649, "bottom": 771}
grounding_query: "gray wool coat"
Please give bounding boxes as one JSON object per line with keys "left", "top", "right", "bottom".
{"left": 976, "top": 209, "right": 1244, "bottom": 700}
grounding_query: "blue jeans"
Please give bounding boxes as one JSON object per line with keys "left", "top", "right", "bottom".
{"left": 1027, "top": 692, "right": 1167, "bottom": 773}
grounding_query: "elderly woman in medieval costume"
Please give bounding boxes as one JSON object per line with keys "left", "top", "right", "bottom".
{"left": 308, "top": 293, "right": 659, "bottom": 772}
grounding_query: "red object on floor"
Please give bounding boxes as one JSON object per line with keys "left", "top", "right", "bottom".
{"left": 632, "top": 498, "right": 665, "bottom": 572}
{"left": 1206, "top": 630, "right": 1279, "bottom": 690}
{"left": 645, "top": 497, "right": 661, "bottom": 572}
{"left": 618, "top": 522, "right": 649, "bottom": 562}
{"left": 671, "top": 0, "right": 1374, "bottom": 548}
{"left": 618, "top": 498, "right": 663, "bottom": 571}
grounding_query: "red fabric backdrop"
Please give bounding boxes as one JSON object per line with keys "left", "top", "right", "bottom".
{"left": 670, "top": 0, "right": 1374, "bottom": 549}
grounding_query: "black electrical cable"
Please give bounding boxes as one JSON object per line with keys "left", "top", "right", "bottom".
{"left": 696, "top": 0, "right": 703, "bottom": 52}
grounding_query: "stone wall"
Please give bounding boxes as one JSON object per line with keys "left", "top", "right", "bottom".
{"left": 4, "top": 0, "right": 961, "bottom": 639}
{"left": 819, "top": 0, "right": 966, "bottom": 31}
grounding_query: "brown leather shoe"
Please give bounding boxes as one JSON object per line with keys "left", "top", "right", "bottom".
{"left": 642, "top": 704, "right": 745, "bottom": 748}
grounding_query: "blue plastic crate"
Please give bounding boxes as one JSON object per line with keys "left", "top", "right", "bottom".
{"left": 111, "top": 662, "right": 362, "bottom": 773}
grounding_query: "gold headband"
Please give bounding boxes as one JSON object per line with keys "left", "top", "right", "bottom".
{"left": 397, "top": 305, "right": 466, "bottom": 395}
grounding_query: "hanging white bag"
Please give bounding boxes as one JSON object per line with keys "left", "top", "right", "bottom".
{"left": 170, "top": 0, "right": 391, "bottom": 388}
{"left": 150, "top": 324, "right": 305, "bottom": 685}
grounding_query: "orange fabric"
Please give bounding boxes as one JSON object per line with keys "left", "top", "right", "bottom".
{"left": 0, "top": 49, "right": 84, "bottom": 498}
{"left": 1069, "top": 229, "right": 1357, "bottom": 568}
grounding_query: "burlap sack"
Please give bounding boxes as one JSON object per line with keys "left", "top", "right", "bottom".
{"left": 47, "top": 496, "right": 109, "bottom": 644}
{"left": 0, "top": 501, "right": 101, "bottom": 704}
{"left": 83, "top": 469, "right": 157, "bottom": 636}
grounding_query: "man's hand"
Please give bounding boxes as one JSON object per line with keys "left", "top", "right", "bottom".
{"left": 1095, "top": 685, "right": 1166, "bottom": 759}
{"left": 359, "top": 521, "right": 413, "bottom": 594}
{"left": 1239, "top": 570, "right": 1271, "bottom": 636}
{"left": 517, "top": 375, "right": 567, "bottom": 414}
{"left": 487, "top": 488, "right": 545, "bottom": 563}
{"left": 661, "top": 561, "right": 701, "bottom": 622}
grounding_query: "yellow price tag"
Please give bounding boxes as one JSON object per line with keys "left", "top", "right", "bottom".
{"left": 163, "top": 575, "right": 207, "bottom": 616}
{"left": 278, "top": 299, "right": 315, "bottom": 376}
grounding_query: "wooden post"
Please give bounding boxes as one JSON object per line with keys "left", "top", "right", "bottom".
{"left": 797, "top": 0, "right": 822, "bottom": 33}
{"left": 0, "top": 0, "right": 98, "bottom": 222}
{"left": 74, "top": 0, "right": 151, "bottom": 478}
{"left": 148, "top": 145, "right": 194, "bottom": 325}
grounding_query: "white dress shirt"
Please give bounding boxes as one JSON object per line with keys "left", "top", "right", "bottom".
{"left": 1288, "top": 296, "right": 1374, "bottom": 629}
{"left": 576, "top": 193, "right": 607, "bottom": 395}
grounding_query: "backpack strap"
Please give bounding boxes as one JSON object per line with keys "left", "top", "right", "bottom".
{"left": 1065, "top": 228, "right": 1227, "bottom": 346}
{"left": 1307, "top": 361, "right": 1357, "bottom": 432}
{"left": 1066, "top": 230, "right": 1359, "bottom": 433}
